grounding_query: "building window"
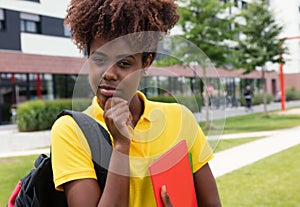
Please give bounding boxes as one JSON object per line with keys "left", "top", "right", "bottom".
{"left": 64, "top": 24, "right": 71, "bottom": 37}
{"left": 234, "top": 0, "right": 239, "bottom": 7}
{"left": 234, "top": 23, "right": 241, "bottom": 38}
{"left": 20, "top": 13, "right": 40, "bottom": 33}
{"left": 22, "top": 0, "right": 40, "bottom": 2}
{"left": 241, "top": 1, "right": 248, "bottom": 9}
{"left": 0, "top": 9, "right": 5, "bottom": 31}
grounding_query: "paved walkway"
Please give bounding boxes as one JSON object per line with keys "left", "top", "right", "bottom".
{"left": 0, "top": 102, "right": 300, "bottom": 178}
{"left": 210, "top": 125, "right": 300, "bottom": 177}
{"left": 0, "top": 126, "right": 50, "bottom": 158}
{"left": 194, "top": 100, "right": 300, "bottom": 122}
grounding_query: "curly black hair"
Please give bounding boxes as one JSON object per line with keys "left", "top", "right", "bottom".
{"left": 65, "top": 0, "right": 180, "bottom": 55}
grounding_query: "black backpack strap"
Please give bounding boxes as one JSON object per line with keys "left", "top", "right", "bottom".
{"left": 56, "top": 110, "right": 113, "bottom": 190}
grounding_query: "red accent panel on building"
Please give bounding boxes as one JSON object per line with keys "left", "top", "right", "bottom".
{"left": 0, "top": 50, "right": 281, "bottom": 95}
{"left": 36, "top": 73, "right": 41, "bottom": 99}
{"left": 0, "top": 50, "right": 87, "bottom": 74}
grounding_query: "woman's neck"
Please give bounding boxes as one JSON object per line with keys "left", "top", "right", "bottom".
{"left": 129, "top": 94, "right": 144, "bottom": 127}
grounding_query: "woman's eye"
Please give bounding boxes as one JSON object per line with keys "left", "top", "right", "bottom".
{"left": 92, "top": 57, "right": 106, "bottom": 65}
{"left": 118, "top": 60, "right": 131, "bottom": 68}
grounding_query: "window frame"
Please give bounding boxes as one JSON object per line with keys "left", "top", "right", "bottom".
{"left": 64, "top": 24, "right": 71, "bottom": 37}
{"left": 20, "top": 13, "right": 41, "bottom": 33}
{"left": 22, "top": 0, "right": 40, "bottom": 3}
{"left": 234, "top": 0, "right": 239, "bottom": 7}
{"left": 0, "top": 9, "right": 5, "bottom": 31}
{"left": 241, "top": 1, "right": 248, "bottom": 10}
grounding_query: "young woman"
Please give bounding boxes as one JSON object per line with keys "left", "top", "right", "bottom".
{"left": 51, "top": 0, "right": 221, "bottom": 206}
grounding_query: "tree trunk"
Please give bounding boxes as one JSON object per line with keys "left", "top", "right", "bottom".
{"left": 203, "top": 65, "right": 210, "bottom": 129}
{"left": 262, "top": 66, "right": 269, "bottom": 117}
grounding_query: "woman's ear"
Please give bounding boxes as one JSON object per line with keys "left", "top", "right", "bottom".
{"left": 143, "top": 53, "right": 154, "bottom": 69}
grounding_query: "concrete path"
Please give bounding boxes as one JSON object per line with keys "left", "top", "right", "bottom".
{"left": 194, "top": 100, "right": 300, "bottom": 122}
{"left": 0, "top": 125, "right": 50, "bottom": 158}
{"left": 210, "top": 125, "right": 300, "bottom": 178}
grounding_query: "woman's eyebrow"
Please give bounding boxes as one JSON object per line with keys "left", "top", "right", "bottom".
{"left": 91, "top": 50, "right": 136, "bottom": 61}
{"left": 116, "top": 54, "right": 136, "bottom": 60}
{"left": 90, "top": 51, "right": 108, "bottom": 57}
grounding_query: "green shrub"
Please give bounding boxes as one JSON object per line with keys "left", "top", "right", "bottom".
{"left": 148, "top": 96, "right": 177, "bottom": 103}
{"left": 148, "top": 95, "right": 202, "bottom": 112}
{"left": 253, "top": 93, "right": 273, "bottom": 105}
{"left": 285, "top": 87, "right": 300, "bottom": 101}
{"left": 17, "top": 99, "right": 91, "bottom": 132}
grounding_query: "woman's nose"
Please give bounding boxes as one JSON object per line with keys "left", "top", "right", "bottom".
{"left": 102, "top": 64, "right": 117, "bottom": 80}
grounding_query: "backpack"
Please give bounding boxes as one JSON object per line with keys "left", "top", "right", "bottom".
{"left": 7, "top": 110, "right": 112, "bottom": 207}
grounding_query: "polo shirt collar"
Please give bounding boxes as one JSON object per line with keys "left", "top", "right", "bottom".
{"left": 90, "top": 91, "right": 152, "bottom": 122}
{"left": 136, "top": 91, "right": 151, "bottom": 122}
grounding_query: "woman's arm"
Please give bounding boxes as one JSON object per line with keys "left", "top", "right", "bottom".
{"left": 64, "top": 143, "right": 130, "bottom": 207}
{"left": 64, "top": 179, "right": 101, "bottom": 206}
{"left": 194, "top": 163, "right": 222, "bottom": 207}
{"left": 64, "top": 97, "right": 131, "bottom": 207}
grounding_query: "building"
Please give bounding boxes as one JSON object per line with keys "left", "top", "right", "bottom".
{"left": 0, "top": 0, "right": 282, "bottom": 124}
{"left": 0, "top": 0, "right": 84, "bottom": 123}
{"left": 269, "top": 0, "right": 300, "bottom": 74}
{"left": 230, "top": 0, "right": 300, "bottom": 90}
{"left": 219, "top": 0, "right": 300, "bottom": 92}
{"left": 269, "top": 0, "right": 300, "bottom": 91}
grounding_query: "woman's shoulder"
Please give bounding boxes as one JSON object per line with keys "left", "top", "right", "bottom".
{"left": 51, "top": 114, "right": 78, "bottom": 137}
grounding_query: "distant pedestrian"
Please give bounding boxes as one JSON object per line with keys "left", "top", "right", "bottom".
{"left": 244, "top": 85, "right": 253, "bottom": 111}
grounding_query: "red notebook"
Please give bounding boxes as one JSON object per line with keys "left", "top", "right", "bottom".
{"left": 149, "top": 140, "right": 198, "bottom": 207}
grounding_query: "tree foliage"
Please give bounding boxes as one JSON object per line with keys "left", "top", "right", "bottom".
{"left": 234, "top": 0, "right": 287, "bottom": 73}
{"left": 178, "top": 0, "right": 237, "bottom": 67}
{"left": 164, "top": 0, "right": 238, "bottom": 129}
{"left": 234, "top": 0, "right": 288, "bottom": 117}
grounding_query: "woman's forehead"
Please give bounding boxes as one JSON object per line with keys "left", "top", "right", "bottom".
{"left": 90, "top": 37, "right": 139, "bottom": 57}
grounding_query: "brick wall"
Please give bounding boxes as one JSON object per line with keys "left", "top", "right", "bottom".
{"left": 285, "top": 73, "right": 300, "bottom": 91}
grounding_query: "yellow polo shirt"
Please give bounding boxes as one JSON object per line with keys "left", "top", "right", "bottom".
{"left": 51, "top": 91, "right": 214, "bottom": 207}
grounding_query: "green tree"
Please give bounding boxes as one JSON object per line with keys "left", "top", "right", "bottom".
{"left": 234, "top": 0, "right": 287, "bottom": 116}
{"left": 177, "top": 0, "right": 237, "bottom": 129}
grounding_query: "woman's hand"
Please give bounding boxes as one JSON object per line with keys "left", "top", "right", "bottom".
{"left": 104, "top": 97, "right": 132, "bottom": 149}
{"left": 161, "top": 185, "right": 173, "bottom": 207}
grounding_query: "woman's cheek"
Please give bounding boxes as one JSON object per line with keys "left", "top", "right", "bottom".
{"left": 118, "top": 73, "right": 141, "bottom": 101}
{"left": 89, "top": 71, "right": 102, "bottom": 94}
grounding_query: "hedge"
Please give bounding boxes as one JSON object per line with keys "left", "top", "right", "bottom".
{"left": 285, "top": 87, "right": 300, "bottom": 101}
{"left": 17, "top": 95, "right": 202, "bottom": 132}
{"left": 17, "top": 99, "right": 91, "bottom": 132}
{"left": 148, "top": 95, "right": 202, "bottom": 112}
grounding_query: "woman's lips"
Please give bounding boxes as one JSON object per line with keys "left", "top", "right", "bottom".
{"left": 100, "top": 88, "right": 116, "bottom": 96}
{"left": 98, "top": 86, "right": 117, "bottom": 97}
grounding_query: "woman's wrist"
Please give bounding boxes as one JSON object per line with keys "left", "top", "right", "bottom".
{"left": 114, "top": 140, "right": 130, "bottom": 154}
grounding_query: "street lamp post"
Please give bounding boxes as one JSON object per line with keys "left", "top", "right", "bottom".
{"left": 279, "top": 35, "right": 300, "bottom": 111}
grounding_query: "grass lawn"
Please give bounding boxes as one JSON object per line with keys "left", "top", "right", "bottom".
{"left": 214, "top": 136, "right": 265, "bottom": 152}
{"left": 216, "top": 144, "right": 300, "bottom": 207}
{"left": 0, "top": 155, "right": 40, "bottom": 206}
{"left": 200, "top": 111, "right": 300, "bottom": 134}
